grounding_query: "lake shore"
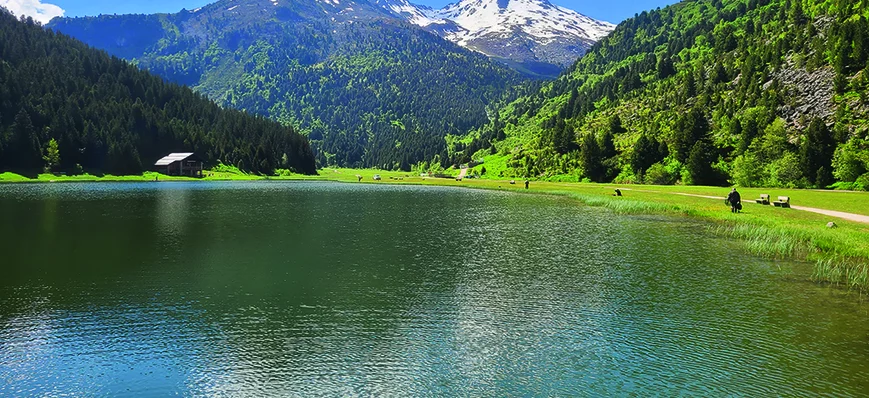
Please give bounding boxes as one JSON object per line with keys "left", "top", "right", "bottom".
{"left": 3, "top": 168, "right": 868, "bottom": 291}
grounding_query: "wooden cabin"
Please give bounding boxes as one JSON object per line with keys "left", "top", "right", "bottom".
{"left": 155, "top": 153, "right": 204, "bottom": 177}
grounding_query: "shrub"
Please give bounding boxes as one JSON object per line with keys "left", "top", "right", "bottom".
{"left": 856, "top": 173, "right": 869, "bottom": 191}
{"left": 731, "top": 153, "right": 767, "bottom": 187}
{"left": 832, "top": 142, "right": 868, "bottom": 182}
{"left": 767, "top": 152, "right": 805, "bottom": 188}
{"left": 645, "top": 162, "right": 677, "bottom": 185}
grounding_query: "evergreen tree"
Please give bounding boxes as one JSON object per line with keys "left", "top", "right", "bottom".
{"left": 738, "top": 117, "right": 760, "bottom": 155}
{"left": 684, "top": 70, "right": 697, "bottom": 98}
{"left": 672, "top": 108, "right": 709, "bottom": 163}
{"left": 657, "top": 54, "right": 676, "bottom": 79}
{"left": 10, "top": 108, "right": 40, "bottom": 170}
{"left": 686, "top": 140, "right": 715, "bottom": 186}
{"left": 580, "top": 133, "right": 604, "bottom": 182}
{"left": 800, "top": 119, "right": 836, "bottom": 186}
{"left": 599, "top": 126, "right": 619, "bottom": 181}
{"left": 552, "top": 119, "right": 575, "bottom": 154}
{"left": 789, "top": 0, "right": 807, "bottom": 26}
{"left": 631, "top": 134, "right": 660, "bottom": 176}
{"left": 43, "top": 138, "right": 60, "bottom": 172}
{"left": 608, "top": 115, "right": 628, "bottom": 136}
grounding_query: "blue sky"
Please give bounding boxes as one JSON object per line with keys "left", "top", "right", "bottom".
{"left": 4, "top": 0, "right": 679, "bottom": 25}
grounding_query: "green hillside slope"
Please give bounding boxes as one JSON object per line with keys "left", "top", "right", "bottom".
{"left": 48, "top": 0, "right": 526, "bottom": 170}
{"left": 0, "top": 11, "right": 316, "bottom": 175}
{"left": 453, "top": 0, "right": 869, "bottom": 190}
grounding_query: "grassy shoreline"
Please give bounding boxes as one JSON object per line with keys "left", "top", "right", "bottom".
{"left": 3, "top": 168, "right": 868, "bottom": 291}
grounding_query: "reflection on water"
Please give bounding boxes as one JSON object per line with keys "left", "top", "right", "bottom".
{"left": 155, "top": 183, "right": 192, "bottom": 238}
{"left": 0, "top": 182, "right": 868, "bottom": 396}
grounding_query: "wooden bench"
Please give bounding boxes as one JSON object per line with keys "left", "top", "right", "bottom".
{"left": 755, "top": 194, "right": 770, "bottom": 205}
{"left": 773, "top": 196, "right": 790, "bottom": 208}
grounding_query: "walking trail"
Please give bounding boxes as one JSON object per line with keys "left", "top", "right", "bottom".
{"left": 457, "top": 167, "right": 468, "bottom": 180}
{"left": 620, "top": 189, "right": 869, "bottom": 225}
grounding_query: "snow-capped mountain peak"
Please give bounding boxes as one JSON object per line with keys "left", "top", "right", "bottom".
{"left": 373, "top": 0, "right": 439, "bottom": 26}
{"left": 377, "top": 0, "right": 615, "bottom": 76}
{"left": 438, "top": 0, "right": 613, "bottom": 44}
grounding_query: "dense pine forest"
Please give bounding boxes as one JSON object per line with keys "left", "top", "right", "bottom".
{"left": 452, "top": 0, "right": 869, "bottom": 190}
{"left": 48, "top": 0, "right": 526, "bottom": 170}
{"left": 0, "top": 10, "right": 316, "bottom": 176}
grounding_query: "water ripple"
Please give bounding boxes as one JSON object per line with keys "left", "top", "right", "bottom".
{"left": 1, "top": 182, "right": 868, "bottom": 396}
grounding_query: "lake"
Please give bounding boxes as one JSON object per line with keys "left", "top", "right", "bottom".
{"left": 1, "top": 181, "right": 868, "bottom": 396}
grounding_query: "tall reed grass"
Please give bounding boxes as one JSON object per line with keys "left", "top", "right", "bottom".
{"left": 813, "top": 257, "right": 869, "bottom": 291}
{"left": 553, "top": 191, "right": 684, "bottom": 215}
{"left": 555, "top": 190, "right": 869, "bottom": 292}
{"left": 714, "top": 224, "right": 869, "bottom": 292}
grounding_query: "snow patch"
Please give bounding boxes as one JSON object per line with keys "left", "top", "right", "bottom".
{"left": 378, "top": 0, "right": 614, "bottom": 45}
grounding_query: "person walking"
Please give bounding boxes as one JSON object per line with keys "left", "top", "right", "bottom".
{"left": 726, "top": 188, "right": 741, "bottom": 213}
{"left": 525, "top": 180, "right": 529, "bottom": 189}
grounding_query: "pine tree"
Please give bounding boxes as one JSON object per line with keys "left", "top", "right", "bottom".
{"left": 684, "top": 70, "right": 697, "bottom": 98}
{"left": 799, "top": 119, "right": 836, "bottom": 186}
{"left": 43, "top": 138, "right": 60, "bottom": 172}
{"left": 600, "top": 128, "right": 619, "bottom": 181}
{"left": 580, "top": 133, "right": 604, "bottom": 182}
{"left": 10, "top": 108, "right": 41, "bottom": 170}
{"left": 657, "top": 54, "right": 676, "bottom": 79}
{"left": 552, "top": 119, "right": 574, "bottom": 154}
{"left": 608, "top": 115, "right": 627, "bottom": 136}
{"left": 790, "top": 0, "right": 807, "bottom": 26}
{"left": 673, "top": 107, "right": 709, "bottom": 163}
{"left": 686, "top": 140, "right": 715, "bottom": 186}
{"left": 631, "top": 134, "right": 660, "bottom": 176}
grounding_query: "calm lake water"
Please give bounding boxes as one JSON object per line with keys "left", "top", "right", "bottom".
{"left": 1, "top": 181, "right": 868, "bottom": 396}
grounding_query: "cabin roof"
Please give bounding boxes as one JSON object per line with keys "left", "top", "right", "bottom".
{"left": 155, "top": 152, "right": 197, "bottom": 166}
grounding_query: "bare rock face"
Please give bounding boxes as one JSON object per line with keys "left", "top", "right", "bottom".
{"left": 772, "top": 60, "right": 836, "bottom": 129}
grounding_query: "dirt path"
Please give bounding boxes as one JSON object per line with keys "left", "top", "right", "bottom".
{"left": 621, "top": 188, "right": 869, "bottom": 225}
{"left": 789, "top": 206, "right": 869, "bottom": 224}
{"left": 457, "top": 167, "right": 468, "bottom": 180}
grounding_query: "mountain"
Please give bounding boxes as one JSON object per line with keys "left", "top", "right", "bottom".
{"left": 48, "top": 0, "right": 527, "bottom": 169}
{"left": 0, "top": 9, "right": 316, "bottom": 175}
{"left": 450, "top": 0, "right": 869, "bottom": 190}
{"left": 376, "top": 0, "right": 615, "bottom": 77}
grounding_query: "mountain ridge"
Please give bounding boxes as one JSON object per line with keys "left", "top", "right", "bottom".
{"left": 376, "top": 0, "right": 615, "bottom": 76}
{"left": 47, "top": 0, "right": 528, "bottom": 169}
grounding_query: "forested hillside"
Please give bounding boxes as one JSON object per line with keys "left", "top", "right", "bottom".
{"left": 453, "top": 0, "right": 869, "bottom": 190}
{"left": 48, "top": 0, "right": 526, "bottom": 170}
{"left": 0, "top": 11, "right": 316, "bottom": 175}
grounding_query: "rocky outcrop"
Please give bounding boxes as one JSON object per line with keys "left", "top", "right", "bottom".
{"left": 771, "top": 61, "right": 836, "bottom": 128}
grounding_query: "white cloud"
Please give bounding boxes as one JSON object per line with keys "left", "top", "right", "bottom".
{"left": 0, "top": 0, "right": 65, "bottom": 24}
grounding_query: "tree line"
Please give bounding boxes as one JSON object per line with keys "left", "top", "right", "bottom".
{"left": 0, "top": 10, "right": 316, "bottom": 175}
